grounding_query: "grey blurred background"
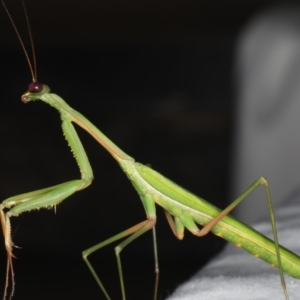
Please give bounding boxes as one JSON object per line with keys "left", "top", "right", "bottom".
{"left": 0, "top": 1, "right": 299, "bottom": 299}
{"left": 232, "top": 5, "right": 300, "bottom": 223}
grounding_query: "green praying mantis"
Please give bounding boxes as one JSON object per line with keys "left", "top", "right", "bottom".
{"left": 1, "top": 1, "right": 300, "bottom": 300}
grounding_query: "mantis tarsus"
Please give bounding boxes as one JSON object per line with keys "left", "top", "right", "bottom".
{"left": 1, "top": 1, "right": 300, "bottom": 300}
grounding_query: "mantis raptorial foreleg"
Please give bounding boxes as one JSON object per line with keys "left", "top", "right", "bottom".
{"left": 0, "top": 117, "right": 94, "bottom": 299}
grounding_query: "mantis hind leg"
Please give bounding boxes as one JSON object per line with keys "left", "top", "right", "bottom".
{"left": 204, "top": 177, "right": 288, "bottom": 300}
{"left": 199, "top": 177, "right": 288, "bottom": 299}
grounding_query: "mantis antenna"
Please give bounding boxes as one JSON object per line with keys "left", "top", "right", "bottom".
{"left": 1, "top": 0, "right": 37, "bottom": 82}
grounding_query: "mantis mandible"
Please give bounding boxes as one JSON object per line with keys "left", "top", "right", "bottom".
{"left": 1, "top": 1, "right": 300, "bottom": 300}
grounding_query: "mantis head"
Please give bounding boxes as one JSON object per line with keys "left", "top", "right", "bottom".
{"left": 21, "top": 82, "right": 50, "bottom": 103}
{"left": 2, "top": 0, "right": 50, "bottom": 104}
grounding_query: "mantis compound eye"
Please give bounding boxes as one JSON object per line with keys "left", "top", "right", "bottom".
{"left": 28, "top": 82, "right": 43, "bottom": 93}
{"left": 22, "top": 82, "right": 49, "bottom": 103}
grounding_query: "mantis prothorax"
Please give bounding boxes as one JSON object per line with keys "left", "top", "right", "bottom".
{"left": 1, "top": 1, "right": 300, "bottom": 300}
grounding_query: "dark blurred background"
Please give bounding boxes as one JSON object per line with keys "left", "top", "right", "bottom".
{"left": 0, "top": 0, "right": 289, "bottom": 299}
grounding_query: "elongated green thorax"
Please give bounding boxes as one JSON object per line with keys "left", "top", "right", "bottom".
{"left": 22, "top": 83, "right": 134, "bottom": 162}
